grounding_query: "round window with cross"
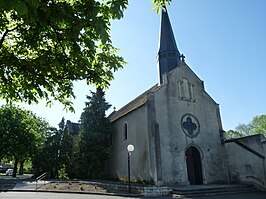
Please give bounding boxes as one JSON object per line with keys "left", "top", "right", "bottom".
{"left": 181, "top": 113, "right": 200, "bottom": 138}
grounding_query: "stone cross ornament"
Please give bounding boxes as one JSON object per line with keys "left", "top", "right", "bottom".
{"left": 181, "top": 113, "right": 200, "bottom": 138}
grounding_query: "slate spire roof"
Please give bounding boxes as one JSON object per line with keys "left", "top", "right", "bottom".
{"left": 157, "top": 8, "right": 181, "bottom": 84}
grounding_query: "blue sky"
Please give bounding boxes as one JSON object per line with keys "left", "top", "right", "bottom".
{"left": 7, "top": 0, "right": 266, "bottom": 130}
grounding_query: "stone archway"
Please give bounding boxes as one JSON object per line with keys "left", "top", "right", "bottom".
{"left": 185, "top": 146, "right": 203, "bottom": 185}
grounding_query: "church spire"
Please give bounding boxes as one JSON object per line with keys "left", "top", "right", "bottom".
{"left": 157, "top": 8, "right": 181, "bottom": 84}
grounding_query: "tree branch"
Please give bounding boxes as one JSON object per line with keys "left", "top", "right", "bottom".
{"left": 48, "top": 21, "right": 69, "bottom": 62}
{"left": 0, "top": 26, "right": 20, "bottom": 49}
{"left": 0, "top": 30, "right": 9, "bottom": 49}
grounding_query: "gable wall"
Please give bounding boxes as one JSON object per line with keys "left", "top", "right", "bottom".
{"left": 154, "top": 63, "right": 228, "bottom": 184}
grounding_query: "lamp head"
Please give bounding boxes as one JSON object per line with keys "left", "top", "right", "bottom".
{"left": 127, "top": 144, "right": 134, "bottom": 152}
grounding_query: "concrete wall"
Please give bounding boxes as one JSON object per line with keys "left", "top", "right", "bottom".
{"left": 107, "top": 105, "right": 153, "bottom": 182}
{"left": 225, "top": 134, "right": 266, "bottom": 188}
{"left": 154, "top": 63, "right": 227, "bottom": 184}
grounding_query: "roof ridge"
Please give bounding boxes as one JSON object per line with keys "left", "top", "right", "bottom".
{"left": 109, "top": 84, "right": 160, "bottom": 122}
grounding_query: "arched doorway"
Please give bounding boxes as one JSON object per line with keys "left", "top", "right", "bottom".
{"left": 185, "top": 146, "right": 203, "bottom": 185}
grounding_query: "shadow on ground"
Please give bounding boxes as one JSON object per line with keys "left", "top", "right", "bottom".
{"left": 0, "top": 174, "right": 34, "bottom": 190}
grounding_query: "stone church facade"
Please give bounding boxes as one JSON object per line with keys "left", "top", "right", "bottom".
{"left": 107, "top": 8, "right": 266, "bottom": 188}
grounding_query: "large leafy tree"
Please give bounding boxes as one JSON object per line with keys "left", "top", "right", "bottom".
{"left": 0, "top": 104, "right": 48, "bottom": 177}
{"left": 0, "top": 0, "right": 127, "bottom": 110}
{"left": 226, "top": 115, "right": 266, "bottom": 139}
{"left": 0, "top": 0, "right": 171, "bottom": 110}
{"left": 78, "top": 88, "right": 113, "bottom": 179}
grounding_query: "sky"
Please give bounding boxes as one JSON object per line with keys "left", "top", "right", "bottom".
{"left": 4, "top": 0, "right": 266, "bottom": 131}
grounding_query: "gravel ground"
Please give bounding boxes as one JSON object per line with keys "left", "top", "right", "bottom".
{"left": 39, "top": 181, "right": 131, "bottom": 195}
{"left": 41, "top": 182, "right": 106, "bottom": 192}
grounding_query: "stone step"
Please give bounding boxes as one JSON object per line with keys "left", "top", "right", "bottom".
{"left": 172, "top": 184, "right": 257, "bottom": 197}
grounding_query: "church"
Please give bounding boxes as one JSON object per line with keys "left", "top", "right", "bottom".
{"left": 107, "top": 8, "right": 266, "bottom": 188}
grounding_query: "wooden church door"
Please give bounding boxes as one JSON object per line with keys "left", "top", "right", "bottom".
{"left": 185, "top": 146, "right": 203, "bottom": 185}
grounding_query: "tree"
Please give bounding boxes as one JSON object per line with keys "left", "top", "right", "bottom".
{"left": 32, "top": 127, "right": 59, "bottom": 178}
{"left": 0, "top": 104, "right": 49, "bottom": 177}
{"left": 57, "top": 118, "right": 73, "bottom": 178}
{"left": 226, "top": 130, "right": 244, "bottom": 139}
{"left": 0, "top": 0, "right": 171, "bottom": 110}
{"left": 226, "top": 115, "right": 266, "bottom": 139}
{"left": 32, "top": 117, "right": 72, "bottom": 178}
{"left": 0, "top": 0, "right": 127, "bottom": 110}
{"left": 78, "top": 88, "right": 113, "bottom": 179}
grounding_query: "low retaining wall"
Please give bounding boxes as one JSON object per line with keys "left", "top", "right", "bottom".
{"left": 142, "top": 186, "right": 172, "bottom": 197}
{"left": 47, "top": 181, "right": 173, "bottom": 197}
{"left": 101, "top": 183, "right": 172, "bottom": 197}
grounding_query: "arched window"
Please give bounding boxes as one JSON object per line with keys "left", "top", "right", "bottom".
{"left": 123, "top": 122, "right": 128, "bottom": 141}
{"left": 177, "top": 78, "right": 195, "bottom": 102}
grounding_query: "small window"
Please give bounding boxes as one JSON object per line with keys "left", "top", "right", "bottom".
{"left": 123, "top": 122, "right": 128, "bottom": 141}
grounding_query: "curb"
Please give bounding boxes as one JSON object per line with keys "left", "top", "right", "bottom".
{"left": 1, "top": 188, "right": 142, "bottom": 198}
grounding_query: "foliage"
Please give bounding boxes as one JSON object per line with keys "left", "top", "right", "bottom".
{"left": 226, "top": 115, "right": 266, "bottom": 139}
{"left": 78, "top": 88, "right": 113, "bottom": 179}
{"left": 0, "top": 0, "right": 171, "bottom": 111}
{"left": 32, "top": 118, "right": 72, "bottom": 178}
{"left": 0, "top": 0, "right": 127, "bottom": 111}
{"left": 0, "top": 104, "right": 49, "bottom": 177}
{"left": 58, "top": 165, "right": 69, "bottom": 179}
{"left": 32, "top": 127, "right": 60, "bottom": 178}
{"left": 226, "top": 130, "right": 244, "bottom": 139}
{"left": 151, "top": 0, "right": 172, "bottom": 13}
{"left": 23, "top": 160, "right": 34, "bottom": 174}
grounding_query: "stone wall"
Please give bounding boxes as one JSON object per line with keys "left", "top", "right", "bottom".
{"left": 154, "top": 63, "right": 228, "bottom": 184}
{"left": 107, "top": 105, "right": 153, "bottom": 182}
{"left": 142, "top": 186, "right": 172, "bottom": 197}
{"left": 108, "top": 62, "right": 229, "bottom": 185}
{"left": 225, "top": 134, "right": 266, "bottom": 190}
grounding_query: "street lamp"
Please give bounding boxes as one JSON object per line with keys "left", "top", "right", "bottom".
{"left": 127, "top": 144, "right": 134, "bottom": 193}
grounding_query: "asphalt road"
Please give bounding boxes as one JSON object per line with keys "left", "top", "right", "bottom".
{"left": 1, "top": 192, "right": 266, "bottom": 199}
{"left": 1, "top": 192, "right": 131, "bottom": 199}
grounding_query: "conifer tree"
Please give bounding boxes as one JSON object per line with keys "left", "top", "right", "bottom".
{"left": 79, "top": 88, "right": 113, "bottom": 179}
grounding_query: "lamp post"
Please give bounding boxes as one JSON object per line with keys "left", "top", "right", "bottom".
{"left": 127, "top": 144, "right": 134, "bottom": 193}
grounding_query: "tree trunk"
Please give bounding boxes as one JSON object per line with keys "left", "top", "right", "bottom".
{"left": 12, "top": 158, "right": 18, "bottom": 178}
{"left": 19, "top": 160, "right": 25, "bottom": 175}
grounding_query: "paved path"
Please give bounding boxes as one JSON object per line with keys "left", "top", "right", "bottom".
{"left": 13, "top": 181, "right": 37, "bottom": 190}
{"left": 0, "top": 175, "right": 49, "bottom": 191}
{"left": 13, "top": 180, "right": 49, "bottom": 190}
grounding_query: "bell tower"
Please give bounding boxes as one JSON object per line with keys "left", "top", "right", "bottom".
{"left": 157, "top": 8, "right": 181, "bottom": 84}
